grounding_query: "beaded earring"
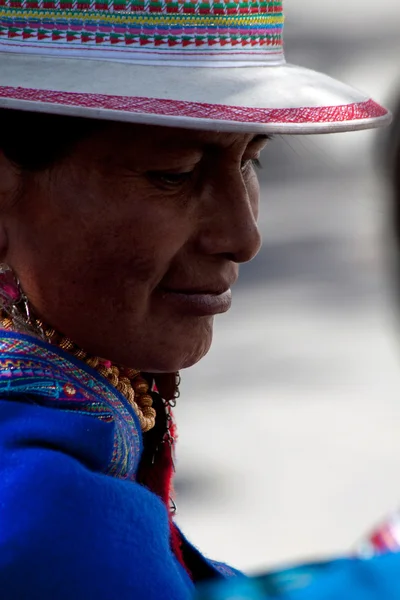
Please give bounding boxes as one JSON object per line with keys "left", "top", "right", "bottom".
{"left": 0, "top": 263, "right": 44, "bottom": 338}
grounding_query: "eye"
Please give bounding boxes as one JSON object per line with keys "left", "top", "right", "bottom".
{"left": 148, "top": 170, "right": 194, "bottom": 188}
{"left": 251, "top": 158, "right": 262, "bottom": 170}
{"left": 241, "top": 158, "right": 262, "bottom": 174}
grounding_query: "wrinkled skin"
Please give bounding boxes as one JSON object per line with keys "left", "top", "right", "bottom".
{"left": 0, "top": 123, "right": 267, "bottom": 372}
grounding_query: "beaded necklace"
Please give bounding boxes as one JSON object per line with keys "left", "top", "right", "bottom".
{"left": 42, "top": 321, "right": 158, "bottom": 432}
{"left": 0, "top": 264, "right": 184, "bottom": 435}
{"left": 0, "top": 311, "right": 157, "bottom": 432}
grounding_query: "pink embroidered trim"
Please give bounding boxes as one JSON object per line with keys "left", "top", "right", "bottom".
{"left": 0, "top": 85, "right": 388, "bottom": 124}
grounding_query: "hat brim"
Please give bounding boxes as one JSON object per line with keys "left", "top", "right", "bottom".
{"left": 0, "top": 53, "right": 391, "bottom": 134}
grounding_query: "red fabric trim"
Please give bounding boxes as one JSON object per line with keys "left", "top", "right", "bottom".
{"left": 137, "top": 438, "right": 191, "bottom": 578}
{"left": 0, "top": 85, "right": 387, "bottom": 124}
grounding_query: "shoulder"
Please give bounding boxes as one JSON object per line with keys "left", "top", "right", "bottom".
{"left": 0, "top": 394, "right": 188, "bottom": 599}
{"left": 0, "top": 329, "right": 143, "bottom": 477}
{"left": 0, "top": 333, "right": 192, "bottom": 599}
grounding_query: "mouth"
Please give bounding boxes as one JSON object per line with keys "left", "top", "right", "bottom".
{"left": 158, "top": 286, "right": 232, "bottom": 316}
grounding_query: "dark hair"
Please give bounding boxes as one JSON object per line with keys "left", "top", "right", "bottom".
{"left": 0, "top": 108, "right": 104, "bottom": 171}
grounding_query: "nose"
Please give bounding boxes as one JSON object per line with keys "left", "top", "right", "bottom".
{"left": 196, "top": 169, "right": 262, "bottom": 264}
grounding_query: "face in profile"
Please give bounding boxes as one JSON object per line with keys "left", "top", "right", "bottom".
{"left": 0, "top": 122, "right": 268, "bottom": 372}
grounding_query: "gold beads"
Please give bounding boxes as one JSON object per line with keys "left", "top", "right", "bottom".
{"left": 139, "top": 394, "right": 153, "bottom": 408}
{"left": 44, "top": 327, "right": 56, "bottom": 339}
{"left": 107, "top": 372, "right": 119, "bottom": 387}
{"left": 96, "top": 365, "right": 110, "bottom": 378}
{"left": 133, "top": 377, "right": 149, "bottom": 395}
{"left": 0, "top": 307, "right": 157, "bottom": 434}
{"left": 59, "top": 337, "right": 75, "bottom": 352}
{"left": 124, "top": 367, "right": 140, "bottom": 379}
{"left": 134, "top": 405, "right": 157, "bottom": 433}
{"left": 116, "top": 380, "right": 130, "bottom": 397}
{"left": 94, "top": 363, "right": 156, "bottom": 432}
{"left": 86, "top": 356, "right": 100, "bottom": 369}
{"left": 73, "top": 348, "right": 87, "bottom": 360}
{"left": 1, "top": 317, "right": 13, "bottom": 330}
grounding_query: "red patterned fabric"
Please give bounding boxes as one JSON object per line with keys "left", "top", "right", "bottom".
{"left": 0, "top": 85, "right": 388, "bottom": 124}
{"left": 139, "top": 436, "right": 190, "bottom": 576}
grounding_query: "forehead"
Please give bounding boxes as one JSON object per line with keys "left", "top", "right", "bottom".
{"left": 98, "top": 122, "right": 268, "bottom": 155}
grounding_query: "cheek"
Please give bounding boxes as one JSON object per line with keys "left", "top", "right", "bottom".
{"left": 9, "top": 172, "right": 195, "bottom": 337}
{"left": 8, "top": 208, "right": 170, "bottom": 316}
{"left": 59, "top": 221, "right": 178, "bottom": 307}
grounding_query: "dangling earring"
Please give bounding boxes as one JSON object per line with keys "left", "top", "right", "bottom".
{"left": 0, "top": 264, "right": 44, "bottom": 338}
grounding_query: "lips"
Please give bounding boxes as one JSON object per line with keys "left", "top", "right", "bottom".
{"left": 162, "top": 286, "right": 230, "bottom": 296}
{"left": 160, "top": 273, "right": 237, "bottom": 297}
{"left": 158, "top": 286, "right": 232, "bottom": 316}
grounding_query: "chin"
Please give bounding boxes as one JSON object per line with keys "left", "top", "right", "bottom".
{"left": 144, "top": 322, "right": 214, "bottom": 373}
{"left": 175, "top": 320, "right": 214, "bottom": 371}
{"left": 99, "top": 317, "right": 214, "bottom": 373}
{"left": 152, "top": 338, "right": 212, "bottom": 372}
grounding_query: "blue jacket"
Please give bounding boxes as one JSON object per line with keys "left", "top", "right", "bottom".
{"left": 0, "top": 330, "right": 238, "bottom": 599}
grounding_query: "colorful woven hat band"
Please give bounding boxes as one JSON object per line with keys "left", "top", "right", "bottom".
{"left": 0, "top": 0, "right": 285, "bottom": 64}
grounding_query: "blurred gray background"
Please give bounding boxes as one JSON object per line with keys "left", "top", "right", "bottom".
{"left": 175, "top": 0, "right": 400, "bottom": 573}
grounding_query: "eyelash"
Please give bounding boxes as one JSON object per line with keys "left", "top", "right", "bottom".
{"left": 251, "top": 158, "right": 262, "bottom": 170}
{"left": 149, "top": 158, "right": 262, "bottom": 188}
{"left": 150, "top": 171, "right": 193, "bottom": 187}
{"left": 242, "top": 158, "right": 262, "bottom": 172}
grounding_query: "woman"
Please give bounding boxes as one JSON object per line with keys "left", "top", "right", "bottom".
{"left": 0, "top": 0, "right": 391, "bottom": 597}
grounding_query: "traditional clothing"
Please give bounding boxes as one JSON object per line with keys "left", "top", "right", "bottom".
{"left": 0, "top": 329, "right": 239, "bottom": 599}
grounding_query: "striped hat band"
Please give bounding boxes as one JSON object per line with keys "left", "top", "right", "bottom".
{"left": 0, "top": 0, "right": 285, "bottom": 63}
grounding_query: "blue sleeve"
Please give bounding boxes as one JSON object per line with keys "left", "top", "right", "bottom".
{"left": 196, "top": 554, "right": 400, "bottom": 600}
{"left": 0, "top": 398, "right": 193, "bottom": 599}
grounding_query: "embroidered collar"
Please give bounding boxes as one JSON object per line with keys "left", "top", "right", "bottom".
{"left": 0, "top": 329, "right": 142, "bottom": 479}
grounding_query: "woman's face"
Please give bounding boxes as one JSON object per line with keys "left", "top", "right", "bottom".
{"left": 0, "top": 123, "right": 266, "bottom": 372}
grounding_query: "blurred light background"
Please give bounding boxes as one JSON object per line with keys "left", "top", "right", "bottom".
{"left": 174, "top": 0, "right": 400, "bottom": 573}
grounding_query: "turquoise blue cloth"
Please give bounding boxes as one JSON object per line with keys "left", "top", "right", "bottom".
{"left": 196, "top": 553, "right": 400, "bottom": 599}
{"left": 0, "top": 330, "right": 237, "bottom": 599}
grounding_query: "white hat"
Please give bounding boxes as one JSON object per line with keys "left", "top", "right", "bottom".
{"left": 0, "top": 0, "right": 391, "bottom": 134}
